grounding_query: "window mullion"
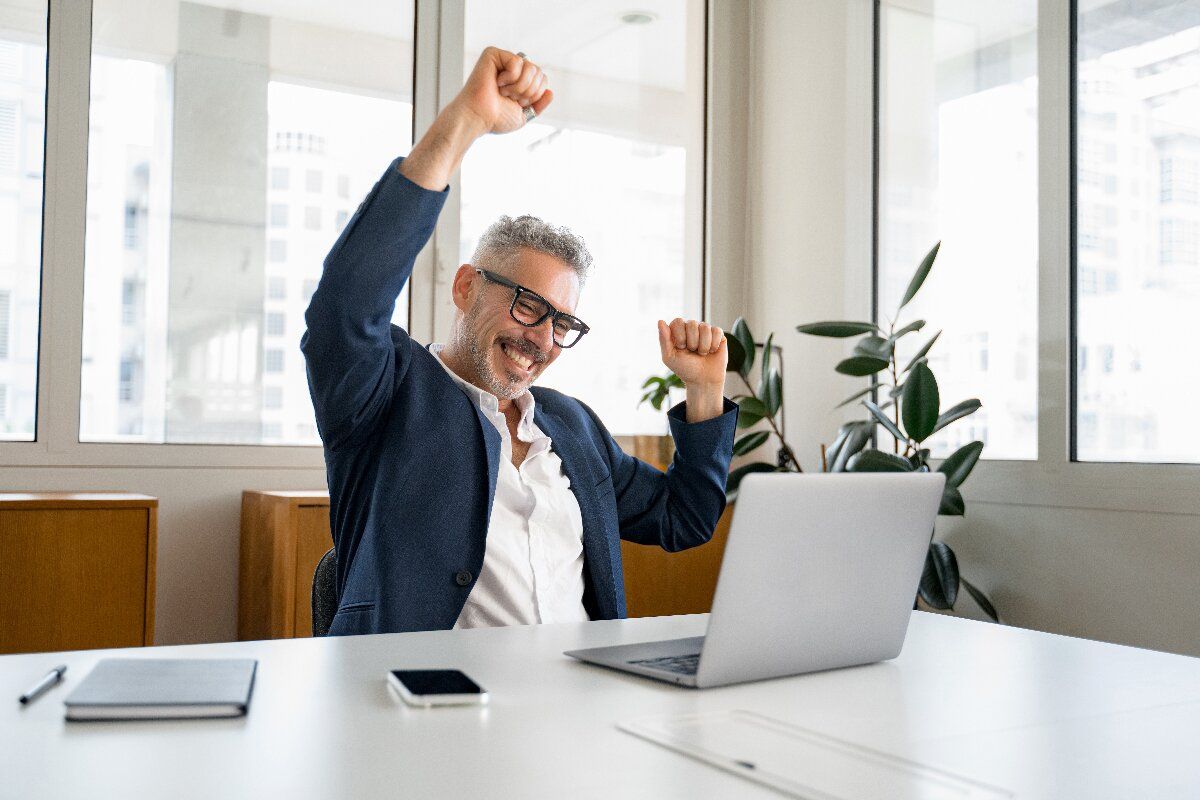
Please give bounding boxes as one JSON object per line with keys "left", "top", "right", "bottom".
{"left": 408, "top": 0, "right": 443, "bottom": 345}
{"left": 38, "top": 0, "right": 92, "bottom": 454}
{"left": 427, "top": 0, "right": 465, "bottom": 347}
{"left": 1037, "top": 0, "right": 1073, "bottom": 468}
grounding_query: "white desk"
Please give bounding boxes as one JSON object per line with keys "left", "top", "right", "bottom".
{"left": 3, "top": 612, "right": 1199, "bottom": 799}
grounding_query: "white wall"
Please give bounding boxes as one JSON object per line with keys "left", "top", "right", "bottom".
{"left": 740, "top": 0, "right": 875, "bottom": 472}
{"left": 937, "top": 503, "right": 1200, "bottom": 657}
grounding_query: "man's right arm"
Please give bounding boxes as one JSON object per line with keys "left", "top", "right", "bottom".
{"left": 300, "top": 47, "right": 552, "bottom": 451}
{"left": 300, "top": 160, "right": 447, "bottom": 451}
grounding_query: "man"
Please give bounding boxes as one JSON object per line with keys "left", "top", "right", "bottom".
{"left": 302, "top": 47, "right": 738, "bottom": 636}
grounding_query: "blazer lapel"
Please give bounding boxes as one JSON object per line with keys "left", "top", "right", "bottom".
{"left": 422, "top": 344, "right": 502, "bottom": 527}
{"left": 471, "top": 404, "right": 501, "bottom": 524}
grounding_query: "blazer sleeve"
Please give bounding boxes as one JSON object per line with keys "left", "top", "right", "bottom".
{"left": 592, "top": 399, "right": 739, "bottom": 552}
{"left": 300, "top": 157, "right": 448, "bottom": 451}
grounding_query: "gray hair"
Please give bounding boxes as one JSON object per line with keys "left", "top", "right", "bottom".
{"left": 471, "top": 214, "right": 593, "bottom": 284}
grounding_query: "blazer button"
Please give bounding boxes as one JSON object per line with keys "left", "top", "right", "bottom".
{"left": 454, "top": 570, "right": 473, "bottom": 587}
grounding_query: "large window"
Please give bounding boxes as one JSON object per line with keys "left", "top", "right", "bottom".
{"left": 459, "top": 1, "right": 706, "bottom": 435}
{"left": 878, "top": 1, "right": 1039, "bottom": 460}
{"left": 0, "top": 0, "right": 45, "bottom": 441}
{"left": 1074, "top": 1, "right": 1200, "bottom": 462}
{"left": 80, "top": 0, "right": 414, "bottom": 444}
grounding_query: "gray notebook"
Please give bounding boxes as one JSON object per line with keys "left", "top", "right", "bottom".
{"left": 63, "top": 658, "right": 257, "bottom": 721}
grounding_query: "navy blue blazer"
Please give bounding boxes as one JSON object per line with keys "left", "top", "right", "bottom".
{"left": 301, "top": 157, "right": 738, "bottom": 636}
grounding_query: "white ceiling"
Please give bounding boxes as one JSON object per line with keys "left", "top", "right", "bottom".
{"left": 195, "top": 0, "right": 696, "bottom": 92}
{"left": 194, "top": 0, "right": 416, "bottom": 40}
{"left": 885, "top": 0, "right": 1037, "bottom": 61}
{"left": 465, "top": 0, "right": 695, "bottom": 91}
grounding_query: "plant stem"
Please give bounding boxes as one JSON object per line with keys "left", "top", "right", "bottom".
{"left": 738, "top": 373, "right": 803, "bottom": 472}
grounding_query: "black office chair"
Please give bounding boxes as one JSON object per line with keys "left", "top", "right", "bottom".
{"left": 311, "top": 548, "right": 338, "bottom": 637}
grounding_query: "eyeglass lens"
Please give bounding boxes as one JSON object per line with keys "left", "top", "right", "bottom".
{"left": 512, "top": 292, "right": 582, "bottom": 347}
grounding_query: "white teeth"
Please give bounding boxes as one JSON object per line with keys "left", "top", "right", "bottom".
{"left": 502, "top": 343, "right": 533, "bottom": 370}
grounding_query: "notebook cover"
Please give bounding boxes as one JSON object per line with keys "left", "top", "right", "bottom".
{"left": 63, "top": 658, "right": 257, "bottom": 720}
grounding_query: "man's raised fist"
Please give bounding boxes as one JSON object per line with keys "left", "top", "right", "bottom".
{"left": 450, "top": 47, "right": 554, "bottom": 136}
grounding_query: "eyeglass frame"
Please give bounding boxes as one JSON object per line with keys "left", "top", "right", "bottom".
{"left": 474, "top": 268, "right": 591, "bottom": 348}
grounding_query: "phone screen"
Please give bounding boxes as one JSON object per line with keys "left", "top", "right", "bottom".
{"left": 391, "top": 669, "right": 483, "bottom": 696}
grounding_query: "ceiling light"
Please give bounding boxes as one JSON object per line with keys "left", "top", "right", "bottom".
{"left": 620, "top": 11, "right": 657, "bottom": 25}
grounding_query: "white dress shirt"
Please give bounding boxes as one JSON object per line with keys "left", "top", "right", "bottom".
{"left": 429, "top": 344, "right": 590, "bottom": 628}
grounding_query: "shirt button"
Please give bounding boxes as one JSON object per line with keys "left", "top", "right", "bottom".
{"left": 454, "top": 570, "right": 473, "bottom": 587}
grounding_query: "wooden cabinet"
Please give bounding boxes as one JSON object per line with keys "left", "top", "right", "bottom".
{"left": 615, "top": 434, "right": 732, "bottom": 618}
{"left": 621, "top": 506, "right": 732, "bottom": 618}
{"left": 238, "top": 491, "right": 333, "bottom": 641}
{"left": 0, "top": 493, "right": 157, "bottom": 655}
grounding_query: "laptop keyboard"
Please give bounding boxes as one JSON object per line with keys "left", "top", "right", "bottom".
{"left": 628, "top": 653, "right": 701, "bottom": 676}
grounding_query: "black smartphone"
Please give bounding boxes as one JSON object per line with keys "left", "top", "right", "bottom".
{"left": 387, "top": 669, "right": 488, "bottom": 707}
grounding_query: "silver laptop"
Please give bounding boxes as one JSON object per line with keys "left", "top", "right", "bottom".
{"left": 564, "top": 472, "right": 946, "bottom": 688}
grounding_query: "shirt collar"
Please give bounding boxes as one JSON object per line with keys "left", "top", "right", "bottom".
{"left": 428, "top": 343, "right": 539, "bottom": 436}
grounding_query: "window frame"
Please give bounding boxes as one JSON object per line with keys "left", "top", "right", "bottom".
{"left": 2, "top": 0, "right": 714, "bottom": 469}
{"left": 873, "top": 0, "right": 1200, "bottom": 517}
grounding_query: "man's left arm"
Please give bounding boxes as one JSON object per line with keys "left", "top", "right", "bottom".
{"left": 602, "top": 320, "right": 739, "bottom": 551}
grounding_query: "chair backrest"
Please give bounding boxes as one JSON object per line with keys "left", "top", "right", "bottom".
{"left": 311, "top": 548, "right": 338, "bottom": 637}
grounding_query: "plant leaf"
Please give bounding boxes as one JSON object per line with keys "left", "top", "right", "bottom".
{"left": 738, "top": 396, "right": 768, "bottom": 416}
{"left": 737, "top": 396, "right": 768, "bottom": 429}
{"left": 726, "top": 334, "right": 747, "bottom": 374}
{"left": 732, "top": 431, "right": 771, "bottom": 457}
{"left": 932, "top": 399, "right": 982, "bottom": 435}
{"left": 732, "top": 317, "right": 755, "bottom": 379}
{"left": 909, "top": 448, "right": 930, "bottom": 470}
{"left": 641, "top": 376, "right": 663, "bottom": 389}
{"left": 901, "top": 362, "right": 940, "bottom": 442}
{"left": 903, "top": 330, "right": 942, "bottom": 373}
{"left": 726, "top": 462, "right": 778, "bottom": 501}
{"left": 823, "top": 428, "right": 851, "bottom": 472}
{"left": 639, "top": 386, "right": 668, "bottom": 409}
{"left": 888, "top": 319, "right": 926, "bottom": 343}
{"left": 831, "top": 422, "right": 872, "bottom": 472}
{"left": 938, "top": 440, "right": 984, "bottom": 488}
{"left": 762, "top": 368, "right": 783, "bottom": 417}
{"left": 666, "top": 373, "right": 685, "bottom": 388}
{"left": 846, "top": 449, "right": 914, "bottom": 472}
{"left": 761, "top": 332, "right": 774, "bottom": 384}
{"left": 863, "top": 399, "right": 906, "bottom": 444}
{"left": 853, "top": 335, "right": 893, "bottom": 361}
{"left": 795, "top": 321, "right": 879, "bottom": 337}
{"left": 835, "top": 356, "right": 889, "bottom": 377}
{"left": 918, "top": 541, "right": 959, "bottom": 608}
{"left": 939, "top": 485, "right": 965, "bottom": 516}
{"left": 835, "top": 386, "right": 874, "bottom": 409}
{"left": 960, "top": 576, "right": 999, "bottom": 622}
{"left": 898, "top": 241, "right": 941, "bottom": 311}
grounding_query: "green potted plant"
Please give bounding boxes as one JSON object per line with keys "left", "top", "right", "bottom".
{"left": 639, "top": 242, "right": 997, "bottom": 621}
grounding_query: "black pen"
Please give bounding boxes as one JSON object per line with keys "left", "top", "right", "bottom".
{"left": 18, "top": 664, "right": 67, "bottom": 705}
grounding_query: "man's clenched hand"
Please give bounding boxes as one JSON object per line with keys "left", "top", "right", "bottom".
{"left": 658, "top": 319, "right": 729, "bottom": 423}
{"left": 399, "top": 47, "right": 553, "bottom": 190}
{"left": 451, "top": 47, "right": 554, "bottom": 136}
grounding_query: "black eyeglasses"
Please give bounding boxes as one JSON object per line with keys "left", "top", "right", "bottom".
{"left": 475, "top": 268, "right": 590, "bottom": 348}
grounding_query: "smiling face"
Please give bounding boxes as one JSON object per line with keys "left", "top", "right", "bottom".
{"left": 446, "top": 246, "right": 582, "bottom": 403}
